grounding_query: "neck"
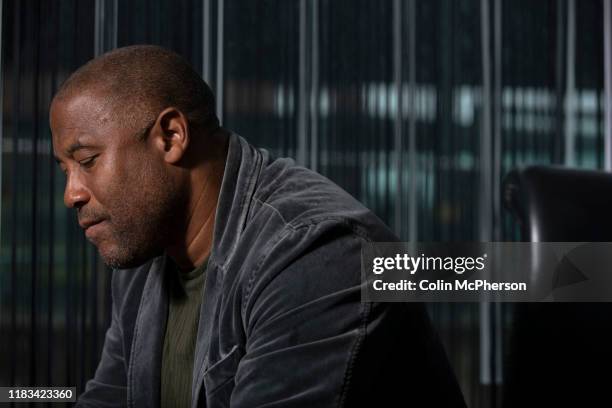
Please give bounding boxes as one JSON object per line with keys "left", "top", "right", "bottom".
{"left": 167, "top": 128, "right": 228, "bottom": 271}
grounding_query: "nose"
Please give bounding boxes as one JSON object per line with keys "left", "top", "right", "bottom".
{"left": 63, "top": 171, "right": 91, "bottom": 209}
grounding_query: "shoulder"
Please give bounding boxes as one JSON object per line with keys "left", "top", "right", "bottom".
{"left": 249, "top": 155, "right": 396, "bottom": 243}
{"left": 233, "top": 157, "right": 397, "bottom": 317}
{"left": 233, "top": 154, "right": 398, "bottom": 298}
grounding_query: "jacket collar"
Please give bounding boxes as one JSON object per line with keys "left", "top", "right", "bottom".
{"left": 208, "top": 132, "right": 266, "bottom": 267}
{"left": 192, "top": 133, "right": 265, "bottom": 406}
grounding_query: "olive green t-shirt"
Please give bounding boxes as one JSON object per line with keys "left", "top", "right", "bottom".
{"left": 160, "top": 258, "right": 208, "bottom": 408}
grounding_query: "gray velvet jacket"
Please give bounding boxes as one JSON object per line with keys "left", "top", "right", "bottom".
{"left": 77, "top": 134, "right": 465, "bottom": 407}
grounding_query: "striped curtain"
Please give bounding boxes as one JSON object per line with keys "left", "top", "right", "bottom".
{"left": 0, "top": 1, "right": 606, "bottom": 407}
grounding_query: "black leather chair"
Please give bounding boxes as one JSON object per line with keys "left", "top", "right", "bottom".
{"left": 503, "top": 166, "right": 612, "bottom": 407}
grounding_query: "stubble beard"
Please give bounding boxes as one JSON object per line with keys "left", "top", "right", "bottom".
{"left": 98, "top": 166, "right": 186, "bottom": 270}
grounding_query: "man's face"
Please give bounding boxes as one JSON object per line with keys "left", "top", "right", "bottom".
{"left": 51, "top": 91, "right": 184, "bottom": 269}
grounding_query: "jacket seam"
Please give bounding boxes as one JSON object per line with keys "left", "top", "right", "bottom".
{"left": 240, "top": 196, "right": 297, "bottom": 318}
{"left": 251, "top": 196, "right": 293, "bottom": 229}
{"left": 250, "top": 195, "right": 371, "bottom": 240}
{"left": 336, "top": 234, "right": 373, "bottom": 407}
{"left": 250, "top": 190, "right": 373, "bottom": 241}
{"left": 242, "top": 218, "right": 348, "bottom": 313}
{"left": 337, "top": 299, "right": 371, "bottom": 408}
{"left": 238, "top": 146, "right": 262, "bottom": 231}
{"left": 241, "top": 218, "right": 371, "bottom": 318}
{"left": 292, "top": 216, "right": 371, "bottom": 241}
{"left": 126, "top": 289, "right": 145, "bottom": 408}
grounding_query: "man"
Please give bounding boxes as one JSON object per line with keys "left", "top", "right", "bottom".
{"left": 51, "top": 45, "right": 465, "bottom": 407}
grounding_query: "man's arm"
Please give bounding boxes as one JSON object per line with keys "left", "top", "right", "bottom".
{"left": 76, "top": 272, "right": 128, "bottom": 407}
{"left": 230, "top": 224, "right": 465, "bottom": 407}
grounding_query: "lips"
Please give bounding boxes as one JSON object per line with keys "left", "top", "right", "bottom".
{"left": 79, "top": 219, "right": 107, "bottom": 241}
{"left": 79, "top": 219, "right": 104, "bottom": 230}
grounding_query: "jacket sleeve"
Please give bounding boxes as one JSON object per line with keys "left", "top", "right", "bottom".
{"left": 229, "top": 223, "right": 466, "bottom": 407}
{"left": 76, "top": 271, "right": 128, "bottom": 407}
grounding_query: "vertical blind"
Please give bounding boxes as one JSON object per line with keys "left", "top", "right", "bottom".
{"left": 0, "top": 1, "right": 606, "bottom": 407}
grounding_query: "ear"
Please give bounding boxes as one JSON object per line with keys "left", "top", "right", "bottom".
{"left": 150, "top": 107, "right": 190, "bottom": 164}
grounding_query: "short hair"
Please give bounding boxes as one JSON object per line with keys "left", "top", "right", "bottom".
{"left": 54, "top": 45, "right": 218, "bottom": 135}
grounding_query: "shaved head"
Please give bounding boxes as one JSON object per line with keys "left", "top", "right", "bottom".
{"left": 53, "top": 44, "right": 218, "bottom": 135}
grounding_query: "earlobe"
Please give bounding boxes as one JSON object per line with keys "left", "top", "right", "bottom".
{"left": 156, "top": 107, "right": 190, "bottom": 164}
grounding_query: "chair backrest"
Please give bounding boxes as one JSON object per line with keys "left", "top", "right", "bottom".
{"left": 503, "top": 165, "right": 612, "bottom": 241}
{"left": 502, "top": 165, "right": 612, "bottom": 407}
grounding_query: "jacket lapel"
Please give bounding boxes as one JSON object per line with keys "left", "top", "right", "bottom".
{"left": 128, "top": 255, "right": 168, "bottom": 408}
{"left": 191, "top": 134, "right": 265, "bottom": 407}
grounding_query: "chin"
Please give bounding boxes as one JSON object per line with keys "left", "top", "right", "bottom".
{"left": 98, "top": 242, "right": 163, "bottom": 270}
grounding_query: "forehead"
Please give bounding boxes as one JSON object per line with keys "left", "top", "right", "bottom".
{"left": 50, "top": 92, "right": 119, "bottom": 149}
{"left": 51, "top": 90, "right": 115, "bottom": 127}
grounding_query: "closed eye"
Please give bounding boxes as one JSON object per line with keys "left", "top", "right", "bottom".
{"left": 78, "top": 155, "right": 99, "bottom": 168}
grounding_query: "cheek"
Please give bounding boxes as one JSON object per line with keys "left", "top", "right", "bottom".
{"left": 88, "top": 166, "right": 125, "bottom": 208}
{"left": 101, "top": 145, "right": 150, "bottom": 190}
{"left": 86, "top": 151, "right": 143, "bottom": 214}
{"left": 100, "top": 153, "right": 169, "bottom": 218}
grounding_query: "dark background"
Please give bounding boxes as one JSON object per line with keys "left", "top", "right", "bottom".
{"left": 0, "top": 1, "right": 607, "bottom": 407}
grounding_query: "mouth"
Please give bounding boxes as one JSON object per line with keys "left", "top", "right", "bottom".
{"left": 79, "top": 219, "right": 103, "bottom": 230}
{"left": 80, "top": 219, "right": 106, "bottom": 240}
